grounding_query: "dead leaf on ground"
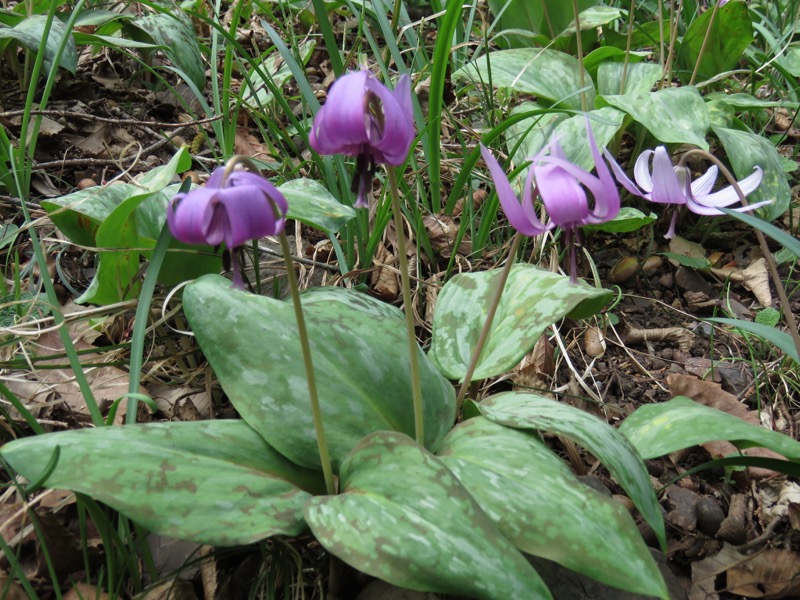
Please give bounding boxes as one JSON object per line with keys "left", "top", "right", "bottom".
{"left": 667, "top": 374, "right": 786, "bottom": 478}
{"left": 150, "top": 383, "right": 211, "bottom": 421}
{"left": 137, "top": 579, "right": 198, "bottom": 600}
{"left": 233, "top": 127, "right": 273, "bottom": 160}
{"left": 669, "top": 235, "right": 707, "bottom": 265}
{"left": 64, "top": 583, "right": 110, "bottom": 600}
{"left": 422, "top": 213, "right": 469, "bottom": 258}
{"left": 727, "top": 548, "right": 800, "bottom": 598}
{"left": 0, "top": 570, "right": 28, "bottom": 600}
{"left": 370, "top": 242, "right": 399, "bottom": 302}
{"left": 511, "top": 335, "right": 555, "bottom": 389}
{"left": 711, "top": 258, "right": 772, "bottom": 308}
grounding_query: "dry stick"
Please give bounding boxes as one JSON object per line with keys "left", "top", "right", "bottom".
{"left": 689, "top": 2, "right": 721, "bottom": 85}
{"left": 0, "top": 109, "right": 222, "bottom": 129}
{"left": 679, "top": 149, "right": 800, "bottom": 362}
{"left": 455, "top": 233, "right": 523, "bottom": 409}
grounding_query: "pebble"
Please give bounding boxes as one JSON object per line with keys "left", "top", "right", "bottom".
{"left": 696, "top": 497, "right": 725, "bottom": 535}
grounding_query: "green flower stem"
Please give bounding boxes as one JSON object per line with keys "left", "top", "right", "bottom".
{"left": 679, "top": 149, "right": 800, "bottom": 363}
{"left": 387, "top": 167, "right": 425, "bottom": 445}
{"left": 455, "top": 233, "right": 523, "bottom": 408}
{"left": 689, "top": 1, "right": 721, "bottom": 85}
{"left": 278, "top": 231, "right": 335, "bottom": 496}
{"left": 571, "top": 0, "right": 588, "bottom": 113}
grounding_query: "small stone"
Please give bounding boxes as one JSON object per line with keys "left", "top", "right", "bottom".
{"left": 658, "top": 273, "right": 674, "bottom": 288}
{"left": 696, "top": 497, "right": 725, "bottom": 536}
{"left": 577, "top": 475, "right": 612, "bottom": 497}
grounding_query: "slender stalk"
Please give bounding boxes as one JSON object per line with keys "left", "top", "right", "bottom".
{"left": 678, "top": 150, "right": 800, "bottom": 362}
{"left": 571, "top": 0, "right": 588, "bottom": 112}
{"left": 387, "top": 168, "right": 425, "bottom": 445}
{"left": 455, "top": 233, "right": 523, "bottom": 408}
{"left": 662, "top": 0, "right": 682, "bottom": 88}
{"left": 689, "top": 2, "right": 721, "bottom": 85}
{"left": 620, "top": 0, "right": 637, "bottom": 94}
{"left": 279, "top": 232, "right": 335, "bottom": 495}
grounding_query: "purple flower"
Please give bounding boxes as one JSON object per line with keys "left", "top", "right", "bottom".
{"left": 167, "top": 166, "right": 288, "bottom": 287}
{"left": 480, "top": 122, "right": 621, "bottom": 283}
{"left": 612, "top": 146, "right": 767, "bottom": 238}
{"left": 309, "top": 70, "right": 414, "bottom": 208}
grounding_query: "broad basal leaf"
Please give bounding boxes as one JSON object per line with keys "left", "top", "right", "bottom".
{"left": 278, "top": 178, "right": 356, "bottom": 234}
{"left": 712, "top": 125, "right": 791, "bottom": 221}
{"left": 677, "top": 0, "right": 753, "bottom": 83}
{"left": 620, "top": 396, "right": 800, "bottom": 461}
{"left": 598, "top": 86, "right": 709, "bottom": 149}
{"left": 429, "top": 264, "right": 611, "bottom": 382}
{"left": 596, "top": 61, "right": 663, "bottom": 96}
{"left": 478, "top": 392, "right": 666, "bottom": 549}
{"left": 453, "top": 48, "right": 595, "bottom": 111}
{"left": 305, "top": 431, "right": 552, "bottom": 600}
{"left": 0, "top": 420, "right": 322, "bottom": 545}
{"left": 182, "top": 276, "right": 455, "bottom": 470}
{"left": 438, "top": 417, "right": 668, "bottom": 599}
{"left": 0, "top": 15, "right": 77, "bottom": 74}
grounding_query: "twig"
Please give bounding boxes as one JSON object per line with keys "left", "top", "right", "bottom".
{"left": 0, "top": 109, "right": 222, "bottom": 130}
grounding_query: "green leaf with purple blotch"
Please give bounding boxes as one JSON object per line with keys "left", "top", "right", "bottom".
{"left": 305, "top": 431, "right": 552, "bottom": 600}
{"left": 429, "top": 264, "right": 611, "bottom": 382}
{"left": 0, "top": 420, "right": 322, "bottom": 545}
{"left": 183, "top": 276, "right": 456, "bottom": 470}
{"left": 437, "top": 417, "right": 669, "bottom": 599}
{"left": 477, "top": 392, "right": 666, "bottom": 549}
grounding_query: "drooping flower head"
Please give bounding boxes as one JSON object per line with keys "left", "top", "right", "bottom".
{"left": 167, "top": 163, "right": 288, "bottom": 287}
{"left": 309, "top": 70, "right": 414, "bottom": 208}
{"left": 481, "top": 121, "right": 621, "bottom": 283}
{"left": 611, "top": 146, "right": 767, "bottom": 238}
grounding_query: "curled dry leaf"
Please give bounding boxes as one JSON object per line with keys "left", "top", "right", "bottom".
{"left": 510, "top": 335, "right": 554, "bottom": 390}
{"left": 370, "top": 242, "right": 399, "bottom": 302}
{"left": 422, "top": 214, "right": 469, "bottom": 258}
{"left": 727, "top": 548, "right": 800, "bottom": 599}
{"left": 711, "top": 258, "right": 772, "bottom": 308}
{"left": 667, "top": 374, "right": 786, "bottom": 478}
{"left": 584, "top": 326, "right": 606, "bottom": 358}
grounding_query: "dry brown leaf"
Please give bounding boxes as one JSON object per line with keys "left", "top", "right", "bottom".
{"left": 742, "top": 258, "right": 772, "bottom": 308}
{"left": 150, "top": 383, "right": 211, "bottom": 421}
{"left": 667, "top": 374, "right": 785, "bottom": 478}
{"left": 511, "top": 335, "right": 554, "bottom": 389}
{"left": 138, "top": 579, "right": 198, "bottom": 600}
{"left": 421, "top": 214, "right": 469, "bottom": 258}
{"left": 727, "top": 548, "right": 800, "bottom": 598}
{"left": 7, "top": 329, "right": 149, "bottom": 424}
{"left": 370, "top": 242, "right": 399, "bottom": 301}
{"left": 233, "top": 127, "right": 273, "bottom": 160}
{"left": 689, "top": 543, "right": 744, "bottom": 600}
{"left": 669, "top": 235, "right": 707, "bottom": 265}
{"left": 0, "top": 570, "right": 29, "bottom": 600}
{"left": 64, "top": 583, "right": 110, "bottom": 600}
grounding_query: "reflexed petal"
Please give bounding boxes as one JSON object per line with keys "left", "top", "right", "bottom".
{"left": 167, "top": 188, "right": 220, "bottom": 246}
{"left": 520, "top": 162, "right": 549, "bottom": 231}
{"left": 309, "top": 71, "right": 370, "bottom": 156}
{"left": 633, "top": 149, "right": 656, "bottom": 193}
{"left": 217, "top": 186, "right": 283, "bottom": 248}
{"left": 205, "top": 167, "right": 226, "bottom": 189}
{"left": 535, "top": 163, "right": 589, "bottom": 227}
{"left": 696, "top": 166, "right": 763, "bottom": 207}
{"left": 605, "top": 149, "right": 642, "bottom": 197}
{"left": 584, "top": 122, "right": 620, "bottom": 223}
{"left": 366, "top": 74, "right": 414, "bottom": 165}
{"left": 689, "top": 165, "right": 717, "bottom": 196}
{"left": 649, "top": 150, "right": 689, "bottom": 205}
{"left": 480, "top": 145, "right": 547, "bottom": 237}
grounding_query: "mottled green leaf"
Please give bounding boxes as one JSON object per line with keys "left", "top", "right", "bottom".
{"left": 429, "top": 264, "right": 611, "bottom": 382}
{"left": 278, "top": 178, "right": 356, "bottom": 234}
{"left": 506, "top": 106, "right": 624, "bottom": 172}
{"left": 712, "top": 125, "right": 791, "bottom": 221}
{"left": 129, "top": 11, "right": 204, "bottom": 89}
{"left": 453, "top": 48, "right": 595, "bottom": 111}
{"left": 486, "top": 0, "right": 595, "bottom": 45}
{"left": 183, "top": 276, "right": 455, "bottom": 470}
{"left": 620, "top": 396, "right": 800, "bottom": 460}
{"left": 677, "top": 1, "right": 753, "bottom": 82}
{"left": 0, "top": 15, "right": 77, "bottom": 73}
{"left": 305, "top": 431, "right": 551, "bottom": 600}
{"left": 478, "top": 392, "right": 666, "bottom": 549}
{"left": 560, "top": 6, "right": 624, "bottom": 35}
{"left": 0, "top": 421, "right": 322, "bottom": 545}
{"left": 438, "top": 418, "right": 668, "bottom": 599}
{"left": 583, "top": 207, "right": 657, "bottom": 233}
{"left": 598, "top": 86, "right": 709, "bottom": 149}
{"left": 597, "top": 61, "right": 663, "bottom": 96}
